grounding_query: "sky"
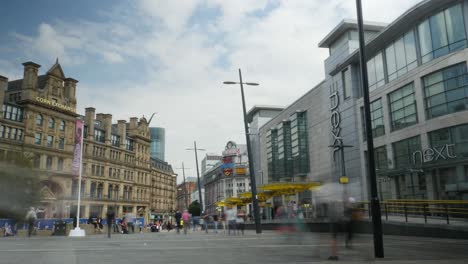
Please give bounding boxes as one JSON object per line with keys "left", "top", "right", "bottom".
{"left": 0, "top": 0, "right": 421, "bottom": 182}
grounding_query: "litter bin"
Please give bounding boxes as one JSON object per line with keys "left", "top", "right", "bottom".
{"left": 53, "top": 221, "right": 67, "bottom": 236}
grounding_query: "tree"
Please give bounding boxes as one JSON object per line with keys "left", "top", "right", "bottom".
{"left": 188, "top": 200, "right": 201, "bottom": 216}
{"left": 0, "top": 152, "right": 42, "bottom": 222}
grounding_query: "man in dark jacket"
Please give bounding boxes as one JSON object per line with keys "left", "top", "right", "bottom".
{"left": 174, "top": 211, "right": 182, "bottom": 234}
{"left": 106, "top": 208, "right": 115, "bottom": 238}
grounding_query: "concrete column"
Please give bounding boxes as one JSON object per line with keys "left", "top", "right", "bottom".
{"left": 103, "top": 182, "right": 109, "bottom": 197}
{"left": 102, "top": 205, "right": 108, "bottom": 218}
{"left": 85, "top": 180, "right": 91, "bottom": 198}
{"left": 425, "top": 171, "right": 435, "bottom": 200}
{"left": 84, "top": 205, "right": 90, "bottom": 218}
{"left": 456, "top": 165, "right": 465, "bottom": 182}
{"left": 117, "top": 205, "right": 123, "bottom": 218}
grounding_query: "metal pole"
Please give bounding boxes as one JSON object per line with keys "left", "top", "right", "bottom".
{"left": 355, "top": 0, "right": 384, "bottom": 258}
{"left": 194, "top": 141, "right": 203, "bottom": 212}
{"left": 182, "top": 162, "right": 189, "bottom": 209}
{"left": 239, "top": 68, "right": 262, "bottom": 234}
{"left": 75, "top": 118, "right": 84, "bottom": 228}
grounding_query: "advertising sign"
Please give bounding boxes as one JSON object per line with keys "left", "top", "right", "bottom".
{"left": 235, "top": 167, "right": 246, "bottom": 175}
{"left": 222, "top": 141, "right": 240, "bottom": 156}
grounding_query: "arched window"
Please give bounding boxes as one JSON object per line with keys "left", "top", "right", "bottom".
{"left": 97, "top": 183, "right": 103, "bottom": 198}
{"left": 108, "top": 184, "right": 113, "bottom": 199}
{"left": 59, "top": 120, "right": 66, "bottom": 131}
{"left": 36, "top": 114, "right": 43, "bottom": 126}
{"left": 48, "top": 117, "right": 55, "bottom": 129}
{"left": 90, "top": 182, "right": 96, "bottom": 198}
{"left": 114, "top": 186, "right": 119, "bottom": 200}
{"left": 123, "top": 186, "right": 128, "bottom": 200}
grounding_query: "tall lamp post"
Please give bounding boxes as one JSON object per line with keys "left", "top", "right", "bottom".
{"left": 186, "top": 142, "right": 205, "bottom": 212}
{"left": 223, "top": 68, "right": 262, "bottom": 234}
{"left": 355, "top": 0, "right": 384, "bottom": 258}
{"left": 175, "top": 163, "right": 190, "bottom": 209}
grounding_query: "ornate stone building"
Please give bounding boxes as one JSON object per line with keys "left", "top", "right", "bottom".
{"left": 0, "top": 61, "right": 176, "bottom": 222}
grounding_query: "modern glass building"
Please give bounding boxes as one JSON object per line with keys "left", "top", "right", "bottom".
{"left": 352, "top": 0, "right": 468, "bottom": 201}
{"left": 259, "top": 0, "right": 468, "bottom": 204}
{"left": 149, "top": 127, "right": 165, "bottom": 161}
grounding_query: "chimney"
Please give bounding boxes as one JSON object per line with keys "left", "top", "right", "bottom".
{"left": 64, "top": 78, "right": 78, "bottom": 103}
{"left": 129, "top": 117, "right": 138, "bottom": 129}
{"left": 96, "top": 113, "right": 105, "bottom": 124}
{"left": 21, "top": 61, "right": 41, "bottom": 90}
{"left": 0, "top": 75, "right": 7, "bottom": 117}
{"left": 85, "top": 107, "right": 96, "bottom": 140}
{"left": 103, "top": 114, "right": 112, "bottom": 145}
{"left": 117, "top": 120, "right": 127, "bottom": 148}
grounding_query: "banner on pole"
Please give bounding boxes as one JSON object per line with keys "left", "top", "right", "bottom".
{"left": 72, "top": 119, "right": 84, "bottom": 176}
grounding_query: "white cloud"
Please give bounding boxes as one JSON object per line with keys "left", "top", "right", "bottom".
{"left": 5, "top": 0, "right": 422, "bottom": 177}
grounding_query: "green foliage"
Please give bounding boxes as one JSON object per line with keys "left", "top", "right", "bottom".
{"left": 0, "top": 152, "right": 42, "bottom": 222}
{"left": 188, "top": 200, "right": 201, "bottom": 216}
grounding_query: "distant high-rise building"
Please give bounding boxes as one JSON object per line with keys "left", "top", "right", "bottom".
{"left": 149, "top": 127, "right": 165, "bottom": 161}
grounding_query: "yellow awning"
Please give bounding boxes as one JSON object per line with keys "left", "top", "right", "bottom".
{"left": 259, "top": 182, "right": 322, "bottom": 195}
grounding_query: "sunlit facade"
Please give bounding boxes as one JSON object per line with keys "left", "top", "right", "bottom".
{"left": 0, "top": 61, "right": 177, "bottom": 221}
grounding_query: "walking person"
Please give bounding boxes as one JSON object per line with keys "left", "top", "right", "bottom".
{"left": 25, "top": 207, "right": 37, "bottom": 237}
{"left": 182, "top": 209, "right": 191, "bottom": 235}
{"left": 236, "top": 210, "right": 246, "bottom": 236}
{"left": 106, "top": 208, "right": 115, "bottom": 238}
{"left": 212, "top": 213, "right": 219, "bottom": 234}
{"left": 226, "top": 206, "right": 237, "bottom": 236}
{"left": 175, "top": 210, "right": 182, "bottom": 234}
{"left": 202, "top": 211, "right": 210, "bottom": 233}
{"left": 120, "top": 217, "right": 129, "bottom": 234}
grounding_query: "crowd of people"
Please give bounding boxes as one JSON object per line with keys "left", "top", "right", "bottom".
{"left": 168, "top": 207, "right": 249, "bottom": 236}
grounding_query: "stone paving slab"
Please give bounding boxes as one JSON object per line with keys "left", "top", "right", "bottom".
{"left": 0, "top": 230, "right": 467, "bottom": 264}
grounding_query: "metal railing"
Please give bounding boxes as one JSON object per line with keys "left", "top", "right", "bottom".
{"left": 358, "top": 200, "right": 468, "bottom": 224}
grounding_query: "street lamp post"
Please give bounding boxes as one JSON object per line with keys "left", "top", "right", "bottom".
{"left": 175, "top": 163, "right": 190, "bottom": 210}
{"left": 223, "top": 68, "right": 262, "bottom": 234}
{"left": 186, "top": 142, "right": 205, "bottom": 212}
{"left": 355, "top": 0, "right": 384, "bottom": 258}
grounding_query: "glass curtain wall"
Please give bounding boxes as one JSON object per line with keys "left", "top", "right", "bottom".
{"left": 423, "top": 63, "right": 468, "bottom": 118}
{"left": 389, "top": 83, "right": 418, "bottom": 131}
{"left": 418, "top": 4, "right": 467, "bottom": 63}
{"left": 370, "top": 99, "right": 385, "bottom": 137}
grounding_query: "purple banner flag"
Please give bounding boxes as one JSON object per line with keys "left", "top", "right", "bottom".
{"left": 72, "top": 119, "right": 84, "bottom": 176}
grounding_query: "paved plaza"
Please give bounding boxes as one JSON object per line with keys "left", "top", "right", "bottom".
{"left": 0, "top": 230, "right": 467, "bottom": 264}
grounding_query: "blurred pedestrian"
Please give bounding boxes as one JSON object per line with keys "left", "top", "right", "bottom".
{"left": 106, "top": 208, "right": 115, "bottom": 238}
{"left": 226, "top": 206, "right": 237, "bottom": 235}
{"left": 202, "top": 211, "right": 210, "bottom": 233}
{"left": 212, "top": 213, "right": 219, "bottom": 234}
{"left": 344, "top": 197, "right": 357, "bottom": 248}
{"left": 25, "top": 207, "right": 37, "bottom": 237}
{"left": 175, "top": 210, "right": 182, "bottom": 234}
{"left": 182, "top": 209, "right": 190, "bottom": 235}
{"left": 236, "top": 210, "right": 246, "bottom": 235}
{"left": 120, "top": 217, "right": 129, "bottom": 234}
